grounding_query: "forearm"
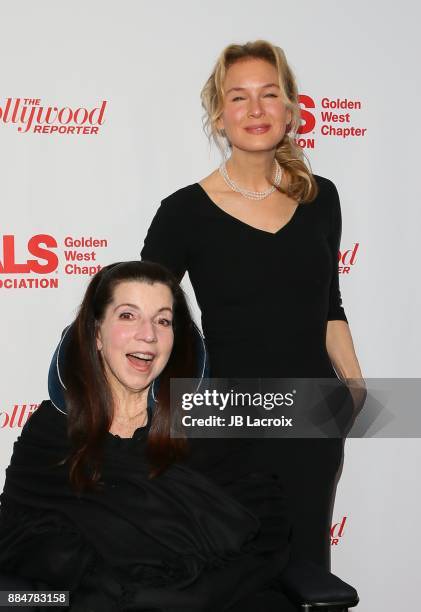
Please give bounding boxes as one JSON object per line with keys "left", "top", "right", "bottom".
{"left": 326, "top": 320, "right": 363, "bottom": 381}
{"left": 326, "top": 320, "right": 367, "bottom": 417}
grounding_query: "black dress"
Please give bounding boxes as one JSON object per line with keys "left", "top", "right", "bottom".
{"left": 141, "top": 174, "right": 348, "bottom": 569}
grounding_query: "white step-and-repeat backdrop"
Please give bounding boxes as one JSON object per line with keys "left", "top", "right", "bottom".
{"left": 1, "top": 1, "right": 420, "bottom": 610}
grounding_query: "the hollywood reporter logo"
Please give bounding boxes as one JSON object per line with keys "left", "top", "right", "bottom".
{"left": 0, "top": 98, "right": 107, "bottom": 135}
{"left": 331, "top": 516, "right": 347, "bottom": 546}
{"left": 0, "top": 404, "right": 39, "bottom": 428}
{"left": 338, "top": 243, "right": 359, "bottom": 274}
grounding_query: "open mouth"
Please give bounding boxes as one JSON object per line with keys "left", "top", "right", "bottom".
{"left": 126, "top": 352, "right": 155, "bottom": 370}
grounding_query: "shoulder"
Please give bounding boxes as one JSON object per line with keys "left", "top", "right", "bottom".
{"left": 20, "top": 399, "right": 66, "bottom": 440}
{"left": 25, "top": 399, "right": 60, "bottom": 424}
{"left": 146, "top": 185, "right": 201, "bottom": 230}
{"left": 160, "top": 184, "right": 202, "bottom": 216}
{"left": 313, "top": 174, "right": 340, "bottom": 200}
{"left": 7, "top": 401, "right": 69, "bottom": 471}
{"left": 312, "top": 174, "right": 341, "bottom": 217}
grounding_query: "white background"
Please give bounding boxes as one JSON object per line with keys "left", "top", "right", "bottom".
{"left": 1, "top": 1, "right": 421, "bottom": 609}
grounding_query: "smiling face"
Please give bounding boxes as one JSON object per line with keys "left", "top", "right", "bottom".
{"left": 96, "top": 280, "right": 174, "bottom": 400}
{"left": 217, "top": 57, "right": 292, "bottom": 154}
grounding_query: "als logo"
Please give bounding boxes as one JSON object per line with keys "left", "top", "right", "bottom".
{"left": 0, "top": 235, "right": 58, "bottom": 273}
{"left": 0, "top": 235, "right": 58, "bottom": 288}
{"left": 296, "top": 95, "right": 367, "bottom": 149}
{"left": 0, "top": 234, "right": 108, "bottom": 289}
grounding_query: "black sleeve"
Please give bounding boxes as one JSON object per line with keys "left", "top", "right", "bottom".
{"left": 140, "top": 193, "right": 189, "bottom": 282}
{"left": 327, "top": 182, "right": 348, "bottom": 323}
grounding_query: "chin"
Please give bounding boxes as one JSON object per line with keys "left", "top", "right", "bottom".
{"left": 126, "top": 379, "right": 152, "bottom": 394}
{"left": 121, "top": 369, "right": 152, "bottom": 391}
{"left": 235, "top": 141, "right": 279, "bottom": 154}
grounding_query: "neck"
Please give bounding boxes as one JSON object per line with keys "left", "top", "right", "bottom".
{"left": 111, "top": 385, "right": 149, "bottom": 420}
{"left": 225, "top": 148, "right": 276, "bottom": 192}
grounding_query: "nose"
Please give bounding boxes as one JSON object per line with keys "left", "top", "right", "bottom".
{"left": 247, "top": 96, "right": 264, "bottom": 118}
{"left": 134, "top": 318, "right": 157, "bottom": 343}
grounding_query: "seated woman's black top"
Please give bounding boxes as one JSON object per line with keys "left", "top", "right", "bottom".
{"left": 0, "top": 401, "right": 293, "bottom": 611}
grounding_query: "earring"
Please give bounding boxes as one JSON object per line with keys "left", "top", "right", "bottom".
{"left": 223, "top": 142, "right": 231, "bottom": 160}
{"left": 286, "top": 123, "right": 295, "bottom": 138}
{"left": 218, "top": 128, "right": 230, "bottom": 160}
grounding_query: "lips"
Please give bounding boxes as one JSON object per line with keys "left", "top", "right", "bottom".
{"left": 244, "top": 124, "right": 271, "bottom": 134}
{"left": 128, "top": 352, "right": 154, "bottom": 361}
{"left": 126, "top": 352, "right": 155, "bottom": 372}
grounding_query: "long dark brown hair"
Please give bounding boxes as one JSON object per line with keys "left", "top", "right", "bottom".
{"left": 62, "top": 261, "right": 197, "bottom": 492}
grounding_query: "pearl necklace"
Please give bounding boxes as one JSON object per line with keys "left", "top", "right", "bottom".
{"left": 219, "top": 159, "right": 282, "bottom": 200}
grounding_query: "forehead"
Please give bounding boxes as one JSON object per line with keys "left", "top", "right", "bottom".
{"left": 224, "top": 58, "right": 279, "bottom": 89}
{"left": 110, "top": 280, "right": 173, "bottom": 308}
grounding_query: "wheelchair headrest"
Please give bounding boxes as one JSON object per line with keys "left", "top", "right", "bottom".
{"left": 48, "top": 321, "right": 208, "bottom": 414}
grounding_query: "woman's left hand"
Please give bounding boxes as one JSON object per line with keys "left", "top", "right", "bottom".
{"left": 344, "top": 377, "right": 367, "bottom": 418}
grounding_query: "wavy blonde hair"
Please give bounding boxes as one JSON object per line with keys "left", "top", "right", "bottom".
{"left": 201, "top": 40, "right": 318, "bottom": 203}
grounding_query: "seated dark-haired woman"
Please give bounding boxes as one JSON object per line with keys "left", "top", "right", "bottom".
{"left": 0, "top": 261, "right": 294, "bottom": 612}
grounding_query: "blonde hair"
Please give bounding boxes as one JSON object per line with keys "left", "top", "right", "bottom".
{"left": 200, "top": 40, "right": 318, "bottom": 203}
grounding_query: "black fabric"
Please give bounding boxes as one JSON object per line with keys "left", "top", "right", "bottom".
{"left": 141, "top": 174, "right": 347, "bottom": 569}
{"left": 141, "top": 175, "right": 348, "bottom": 375}
{"left": 280, "top": 560, "right": 359, "bottom": 606}
{"left": 0, "top": 571, "right": 40, "bottom": 612}
{"left": 0, "top": 401, "right": 292, "bottom": 611}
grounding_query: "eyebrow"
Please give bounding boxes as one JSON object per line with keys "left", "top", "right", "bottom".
{"left": 113, "top": 303, "right": 173, "bottom": 314}
{"left": 226, "top": 83, "right": 280, "bottom": 94}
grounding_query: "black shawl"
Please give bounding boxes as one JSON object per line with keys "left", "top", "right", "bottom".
{"left": 0, "top": 401, "right": 290, "bottom": 611}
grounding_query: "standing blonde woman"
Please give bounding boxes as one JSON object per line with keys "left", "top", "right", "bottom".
{"left": 142, "top": 40, "right": 364, "bottom": 571}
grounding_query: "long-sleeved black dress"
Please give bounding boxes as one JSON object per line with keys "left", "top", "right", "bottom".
{"left": 141, "top": 174, "right": 348, "bottom": 570}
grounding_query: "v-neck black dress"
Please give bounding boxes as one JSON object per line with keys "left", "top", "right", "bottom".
{"left": 141, "top": 174, "right": 348, "bottom": 569}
